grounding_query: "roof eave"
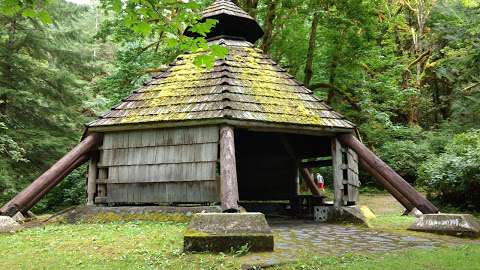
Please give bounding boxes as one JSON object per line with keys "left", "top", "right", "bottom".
{"left": 85, "top": 118, "right": 355, "bottom": 137}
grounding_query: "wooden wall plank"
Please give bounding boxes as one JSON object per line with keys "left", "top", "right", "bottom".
{"left": 102, "top": 126, "right": 219, "bottom": 149}
{"left": 346, "top": 147, "right": 360, "bottom": 202}
{"left": 106, "top": 162, "right": 217, "bottom": 183}
{"left": 331, "top": 137, "right": 344, "bottom": 207}
{"left": 99, "top": 143, "right": 218, "bottom": 166}
{"left": 106, "top": 181, "right": 218, "bottom": 203}
{"left": 101, "top": 126, "right": 220, "bottom": 204}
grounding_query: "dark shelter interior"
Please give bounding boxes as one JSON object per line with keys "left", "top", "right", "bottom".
{"left": 234, "top": 129, "right": 333, "bottom": 217}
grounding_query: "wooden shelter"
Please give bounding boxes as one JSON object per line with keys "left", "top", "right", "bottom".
{"left": 84, "top": 0, "right": 358, "bottom": 212}
{"left": 0, "top": 0, "right": 438, "bottom": 217}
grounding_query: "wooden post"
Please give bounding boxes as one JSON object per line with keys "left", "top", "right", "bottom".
{"left": 338, "top": 133, "right": 438, "bottom": 214}
{"left": 219, "top": 126, "right": 239, "bottom": 212}
{"left": 87, "top": 154, "right": 98, "bottom": 206}
{"left": 295, "top": 169, "right": 300, "bottom": 195}
{"left": 331, "top": 137, "right": 344, "bottom": 207}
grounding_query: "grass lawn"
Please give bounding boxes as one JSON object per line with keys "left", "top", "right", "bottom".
{"left": 1, "top": 193, "right": 479, "bottom": 269}
{"left": 274, "top": 244, "right": 480, "bottom": 270}
{"left": 0, "top": 221, "right": 241, "bottom": 270}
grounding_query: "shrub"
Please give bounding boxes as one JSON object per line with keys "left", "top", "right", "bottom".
{"left": 32, "top": 165, "right": 87, "bottom": 213}
{"left": 378, "top": 140, "right": 433, "bottom": 184}
{"left": 418, "top": 129, "right": 480, "bottom": 210}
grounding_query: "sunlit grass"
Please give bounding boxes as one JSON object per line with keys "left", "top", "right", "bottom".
{"left": 0, "top": 221, "right": 240, "bottom": 270}
{"left": 272, "top": 244, "right": 480, "bottom": 270}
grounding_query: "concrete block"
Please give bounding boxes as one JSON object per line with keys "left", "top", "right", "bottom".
{"left": 405, "top": 207, "right": 423, "bottom": 218}
{"left": 12, "top": 212, "right": 26, "bottom": 223}
{"left": 0, "top": 216, "right": 22, "bottom": 233}
{"left": 57, "top": 205, "right": 221, "bottom": 223}
{"left": 184, "top": 212, "right": 274, "bottom": 252}
{"left": 314, "top": 206, "right": 368, "bottom": 225}
{"left": 409, "top": 214, "right": 480, "bottom": 238}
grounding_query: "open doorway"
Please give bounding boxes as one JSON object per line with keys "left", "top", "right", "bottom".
{"left": 234, "top": 128, "right": 333, "bottom": 217}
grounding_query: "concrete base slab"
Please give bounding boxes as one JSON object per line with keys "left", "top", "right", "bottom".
{"left": 12, "top": 212, "right": 26, "bottom": 223}
{"left": 409, "top": 214, "right": 480, "bottom": 238}
{"left": 0, "top": 216, "right": 22, "bottom": 233}
{"left": 183, "top": 212, "right": 274, "bottom": 252}
{"left": 404, "top": 207, "right": 423, "bottom": 218}
{"left": 56, "top": 205, "right": 222, "bottom": 223}
{"left": 314, "top": 206, "right": 368, "bottom": 225}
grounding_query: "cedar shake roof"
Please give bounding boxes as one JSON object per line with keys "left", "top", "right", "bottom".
{"left": 87, "top": 1, "right": 355, "bottom": 132}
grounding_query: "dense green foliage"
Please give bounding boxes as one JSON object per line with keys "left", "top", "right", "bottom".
{"left": 0, "top": 0, "right": 105, "bottom": 210}
{"left": 419, "top": 129, "right": 480, "bottom": 210}
{"left": 0, "top": 0, "right": 479, "bottom": 212}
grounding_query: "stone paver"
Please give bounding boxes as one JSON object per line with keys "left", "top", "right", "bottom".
{"left": 241, "top": 219, "right": 473, "bottom": 267}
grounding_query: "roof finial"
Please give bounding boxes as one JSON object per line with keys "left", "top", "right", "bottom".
{"left": 185, "top": 0, "right": 264, "bottom": 43}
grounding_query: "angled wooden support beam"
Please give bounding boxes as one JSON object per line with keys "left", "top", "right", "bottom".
{"left": 359, "top": 159, "right": 415, "bottom": 212}
{"left": 0, "top": 133, "right": 103, "bottom": 216}
{"left": 219, "top": 126, "right": 240, "bottom": 212}
{"left": 22, "top": 154, "right": 90, "bottom": 212}
{"left": 338, "top": 133, "right": 438, "bottom": 214}
{"left": 280, "top": 135, "right": 322, "bottom": 197}
{"left": 300, "top": 168, "right": 322, "bottom": 197}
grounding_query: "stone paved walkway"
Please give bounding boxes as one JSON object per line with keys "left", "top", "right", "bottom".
{"left": 241, "top": 219, "right": 469, "bottom": 267}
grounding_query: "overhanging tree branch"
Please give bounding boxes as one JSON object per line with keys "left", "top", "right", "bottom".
{"left": 310, "top": 83, "right": 360, "bottom": 110}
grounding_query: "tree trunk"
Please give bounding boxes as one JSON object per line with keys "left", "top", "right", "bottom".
{"left": 407, "top": 0, "right": 431, "bottom": 126}
{"left": 326, "top": 53, "right": 338, "bottom": 104}
{"left": 260, "top": 0, "right": 277, "bottom": 53}
{"left": 303, "top": 12, "right": 320, "bottom": 88}
{"left": 235, "top": 0, "right": 259, "bottom": 18}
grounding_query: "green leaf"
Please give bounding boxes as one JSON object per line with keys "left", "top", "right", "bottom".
{"left": 190, "top": 19, "right": 217, "bottom": 37}
{"left": 38, "top": 10, "right": 52, "bottom": 24}
{"left": 112, "top": 0, "right": 122, "bottom": 12}
{"left": 22, "top": 8, "right": 36, "bottom": 18}
{"left": 193, "top": 55, "right": 215, "bottom": 69}
{"left": 0, "top": 0, "right": 21, "bottom": 16}
{"left": 166, "top": 38, "right": 178, "bottom": 48}
{"left": 210, "top": 45, "right": 228, "bottom": 59}
{"left": 132, "top": 22, "right": 152, "bottom": 36}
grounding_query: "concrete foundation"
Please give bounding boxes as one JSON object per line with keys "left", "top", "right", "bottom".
{"left": 409, "top": 214, "right": 480, "bottom": 238}
{"left": 183, "top": 212, "right": 274, "bottom": 252}
{"left": 57, "top": 205, "right": 222, "bottom": 223}
{"left": 314, "top": 206, "right": 368, "bottom": 225}
{"left": 0, "top": 216, "right": 22, "bottom": 233}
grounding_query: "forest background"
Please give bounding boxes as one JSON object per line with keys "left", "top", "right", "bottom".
{"left": 1, "top": 0, "right": 479, "bottom": 212}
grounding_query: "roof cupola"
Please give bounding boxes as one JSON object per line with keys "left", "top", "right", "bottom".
{"left": 185, "top": 0, "right": 264, "bottom": 43}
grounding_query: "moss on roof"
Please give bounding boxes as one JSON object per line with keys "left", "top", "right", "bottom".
{"left": 88, "top": 39, "right": 354, "bottom": 130}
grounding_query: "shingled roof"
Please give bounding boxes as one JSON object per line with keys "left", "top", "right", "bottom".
{"left": 87, "top": 1, "right": 354, "bottom": 132}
